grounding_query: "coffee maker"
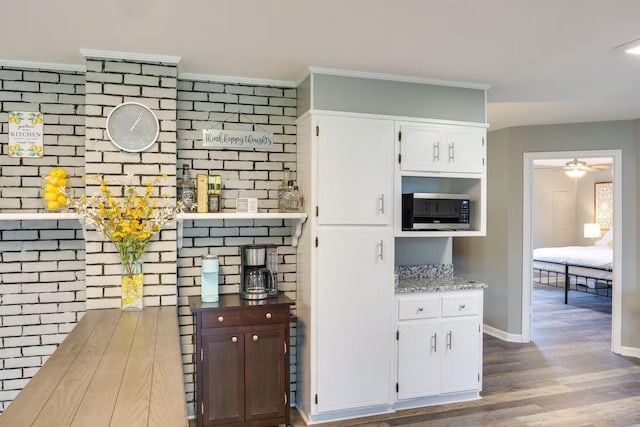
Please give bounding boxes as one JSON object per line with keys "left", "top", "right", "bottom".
{"left": 241, "top": 245, "right": 278, "bottom": 300}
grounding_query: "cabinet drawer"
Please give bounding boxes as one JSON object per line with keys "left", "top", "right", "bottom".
{"left": 398, "top": 297, "right": 440, "bottom": 320}
{"left": 201, "top": 306, "right": 287, "bottom": 328}
{"left": 442, "top": 294, "right": 480, "bottom": 317}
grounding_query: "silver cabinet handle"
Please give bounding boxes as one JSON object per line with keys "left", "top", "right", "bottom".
{"left": 446, "top": 331, "right": 452, "bottom": 350}
{"left": 265, "top": 312, "right": 272, "bottom": 319}
{"left": 378, "top": 194, "right": 385, "bottom": 214}
{"left": 231, "top": 336, "right": 237, "bottom": 343}
{"left": 434, "top": 141, "right": 440, "bottom": 161}
{"left": 253, "top": 334, "right": 259, "bottom": 341}
{"left": 378, "top": 240, "right": 384, "bottom": 261}
{"left": 431, "top": 333, "right": 437, "bottom": 353}
{"left": 217, "top": 316, "right": 224, "bottom": 322}
{"left": 449, "top": 142, "right": 455, "bottom": 162}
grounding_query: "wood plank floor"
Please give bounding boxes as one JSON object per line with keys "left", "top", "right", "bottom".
{"left": 290, "top": 285, "right": 640, "bottom": 426}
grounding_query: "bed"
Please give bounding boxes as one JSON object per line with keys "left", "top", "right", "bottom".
{"left": 533, "top": 229, "right": 613, "bottom": 304}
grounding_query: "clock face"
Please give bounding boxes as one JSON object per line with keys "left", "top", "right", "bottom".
{"left": 106, "top": 102, "right": 159, "bottom": 152}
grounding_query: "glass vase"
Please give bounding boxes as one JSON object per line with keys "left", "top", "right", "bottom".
{"left": 121, "top": 259, "right": 143, "bottom": 311}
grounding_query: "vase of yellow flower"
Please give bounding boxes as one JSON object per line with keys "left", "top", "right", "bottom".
{"left": 68, "top": 174, "right": 181, "bottom": 311}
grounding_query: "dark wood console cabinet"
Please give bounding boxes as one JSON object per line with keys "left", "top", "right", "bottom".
{"left": 189, "top": 294, "right": 293, "bottom": 427}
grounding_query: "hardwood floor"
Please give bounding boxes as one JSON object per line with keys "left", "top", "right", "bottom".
{"left": 290, "top": 284, "right": 640, "bottom": 426}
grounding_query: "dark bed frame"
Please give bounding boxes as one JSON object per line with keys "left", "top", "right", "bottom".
{"left": 533, "top": 259, "right": 612, "bottom": 304}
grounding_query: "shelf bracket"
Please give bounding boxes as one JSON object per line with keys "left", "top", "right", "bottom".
{"left": 288, "top": 216, "right": 308, "bottom": 248}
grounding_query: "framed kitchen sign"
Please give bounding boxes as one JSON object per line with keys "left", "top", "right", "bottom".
{"left": 594, "top": 181, "right": 613, "bottom": 231}
{"left": 8, "top": 111, "right": 44, "bottom": 157}
{"left": 202, "top": 129, "right": 274, "bottom": 150}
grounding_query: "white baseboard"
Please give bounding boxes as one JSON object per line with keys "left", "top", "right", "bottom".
{"left": 483, "top": 324, "right": 527, "bottom": 343}
{"left": 619, "top": 345, "right": 640, "bottom": 359}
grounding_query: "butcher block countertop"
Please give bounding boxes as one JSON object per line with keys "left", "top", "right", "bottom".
{"left": 0, "top": 306, "right": 187, "bottom": 427}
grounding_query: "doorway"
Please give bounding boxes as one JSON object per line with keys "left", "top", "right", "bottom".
{"left": 522, "top": 149, "right": 622, "bottom": 353}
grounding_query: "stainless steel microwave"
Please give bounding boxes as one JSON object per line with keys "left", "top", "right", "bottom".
{"left": 402, "top": 193, "right": 470, "bottom": 231}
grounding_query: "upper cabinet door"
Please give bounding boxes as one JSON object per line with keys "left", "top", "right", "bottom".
{"left": 399, "top": 124, "right": 445, "bottom": 172}
{"left": 444, "top": 126, "right": 486, "bottom": 173}
{"left": 316, "top": 115, "right": 394, "bottom": 225}
{"left": 399, "top": 123, "right": 485, "bottom": 174}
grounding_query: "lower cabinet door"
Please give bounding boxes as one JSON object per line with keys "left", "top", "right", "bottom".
{"left": 397, "top": 320, "right": 440, "bottom": 399}
{"left": 244, "top": 325, "right": 286, "bottom": 422}
{"left": 440, "top": 317, "right": 481, "bottom": 394}
{"left": 202, "top": 330, "right": 245, "bottom": 425}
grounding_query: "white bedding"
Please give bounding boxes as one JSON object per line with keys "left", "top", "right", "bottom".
{"left": 533, "top": 245, "right": 612, "bottom": 289}
{"left": 533, "top": 245, "right": 612, "bottom": 270}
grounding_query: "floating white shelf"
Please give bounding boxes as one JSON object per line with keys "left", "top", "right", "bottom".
{"left": 0, "top": 212, "right": 80, "bottom": 220}
{"left": 176, "top": 212, "right": 308, "bottom": 247}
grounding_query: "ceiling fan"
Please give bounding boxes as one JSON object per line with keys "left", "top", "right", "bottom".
{"left": 561, "top": 158, "right": 608, "bottom": 177}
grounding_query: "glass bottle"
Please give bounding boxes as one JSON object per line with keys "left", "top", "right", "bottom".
{"left": 208, "top": 174, "right": 222, "bottom": 213}
{"left": 278, "top": 168, "right": 290, "bottom": 212}
{"left": 177, "top": 164, "right": 196, "bottom": 212}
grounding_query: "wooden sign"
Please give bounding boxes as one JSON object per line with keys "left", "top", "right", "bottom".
{"left": 203, "top": 129, "right": 273, "bottom": 150}
{"left": 8, "top": 111, "right": 44, "bottom": 157}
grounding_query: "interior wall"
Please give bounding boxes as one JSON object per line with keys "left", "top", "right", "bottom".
{"left": 454, "top": 120, "right": 638, "bottom": 348}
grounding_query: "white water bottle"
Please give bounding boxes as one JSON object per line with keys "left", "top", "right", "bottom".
{"left": 201, "top": 255, "right": 219, "bottom": 302}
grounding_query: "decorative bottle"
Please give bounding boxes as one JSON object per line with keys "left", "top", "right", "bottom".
{"left": 177, "top": 164, "right": 196, "bottom": 212}
{"left": 278, "top": 168, "right": 290, "bottom": 211}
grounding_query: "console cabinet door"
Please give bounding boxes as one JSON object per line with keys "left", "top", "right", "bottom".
{"left": 316, "top": 115, "right": 394, "bottom": 225}
{"left": 397, "top": 320, "right": 440, "bottom": 399}
{"left": 315, "top": 227, "right": 393, "bottom": 412}
{"left": 202, "top": 330, "right": 245, "bottom": 426}
{"left": 440, "top": 317, "right": 482, "bottom": 394}
{"left": 244, "top": 325, "right": 287, "bottom": 422}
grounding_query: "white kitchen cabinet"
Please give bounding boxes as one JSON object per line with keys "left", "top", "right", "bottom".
{"left": 315, "top": 114, "right": 394, "bottom": 225}
{"left": 398, "top": 123, "right": 486, "bottom": 174}
{"left": 315, "top": 227, "right": 393, "bottom": 413}
{"left": 296, "top": 112, "right": 395, "bottom": 424}
{"left": 396, "top": 290, "right": 483, "bottom": 404}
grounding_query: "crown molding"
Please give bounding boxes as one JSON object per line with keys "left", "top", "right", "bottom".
{"left": 179, "top": 72, "right": 296, "bottom": 88}
{"left": 307, "top": 66, "right": 491, "bottom": 90}
{"left": 80, "top": 49, "right": 181, "bottom": 64}
{"left": 0, "top": 59, "right": 85, "bottom": 73}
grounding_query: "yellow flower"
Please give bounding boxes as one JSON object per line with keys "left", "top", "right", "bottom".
{"left": 66, "top": 174, "right": 182, "bottom": 263}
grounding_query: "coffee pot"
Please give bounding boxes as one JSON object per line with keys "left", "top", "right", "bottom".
{"left": 241, "top": 245, "right": 278, "bottom": 300}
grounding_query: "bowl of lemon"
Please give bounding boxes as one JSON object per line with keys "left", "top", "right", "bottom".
{"left": 42, "top": 168, "right": 68, "bottom": 211}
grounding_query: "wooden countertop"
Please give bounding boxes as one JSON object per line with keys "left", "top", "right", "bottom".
{"left": 0, "top": 306, "right": 188, "bottom": 427}
{"left": 189, "top": 293, "right": 294, "bottom": 312}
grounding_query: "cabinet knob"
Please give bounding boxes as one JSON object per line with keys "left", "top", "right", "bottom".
{"left": 265, "top": 312, "right": 272, "bottom": 319}
{"left": 231, "top": 336, "right": 237, "bottom": 343}
{"left": 418, "top": 307, "right": 424, "bottom": 312}
{"left": 253, "top": 334, "right": 259, "bottom": 341}
{"left": 459, "top": 304, "right": 466, "bottom": 310}
{"left": 217, "top": 316, "right": 224, "bottom": 322}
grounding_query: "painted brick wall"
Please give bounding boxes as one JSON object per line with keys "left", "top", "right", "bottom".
{"left": 83, "top": 57, "right": 178, "bottom": 309}
{"left": 0, "top": 67, "right": 86, "bottom": 411}
{"left": 175, "top": 79, "right": 298, "bottom": 416}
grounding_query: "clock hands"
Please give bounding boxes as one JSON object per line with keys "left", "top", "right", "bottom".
{"left": 130, "top": 112, "right": 143, "bottom": 131}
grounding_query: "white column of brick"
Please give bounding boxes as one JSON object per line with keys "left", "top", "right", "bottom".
{"left": 83, "top": 57, "right": 178, "bottom": 309}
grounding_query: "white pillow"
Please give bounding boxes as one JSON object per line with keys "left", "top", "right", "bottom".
{"left": 595, "top": 228, "right": 613, "bottom": 247}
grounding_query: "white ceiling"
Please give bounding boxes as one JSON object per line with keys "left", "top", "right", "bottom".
{"left": 4, "top": 0, "right": 640, "bottom": 130}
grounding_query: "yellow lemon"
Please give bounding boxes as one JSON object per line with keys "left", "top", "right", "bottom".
{"left": 47, "top": 201, "right": 60, "bottom": 210}
{"left": 44, "top": 192, "right": 58, "bottom": 201}
{"left": 44, "top": 184, "right": 57, "bottom": 193}
{"left": 46, "top": 175, "right": 58, "bottom": 185}
{"left": 54, "top": 169, "right": 67, "bottom": 178}
{"left": 56, "top": 194, "right": 67, "bottom": 205}
{"left": 57, "top": 178, "right": 68, "bottom": 187}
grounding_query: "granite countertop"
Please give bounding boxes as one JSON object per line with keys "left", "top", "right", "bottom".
{"left": 395, "top": 276, "right": 487, "bottom": 293}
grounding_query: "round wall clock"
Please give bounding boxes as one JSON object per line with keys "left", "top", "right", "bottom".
{"left": 106, "top": 102, "right": 159, "bottom": 152}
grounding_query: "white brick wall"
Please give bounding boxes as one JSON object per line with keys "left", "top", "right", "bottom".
{"left": 176, "top": 79, "right": 298, "bottom": 416}
{"left": 1, "top": 68, "right": 301, "bottom": 416}
{"left": 83, "top": 57, "right": 178, "bottom": 310}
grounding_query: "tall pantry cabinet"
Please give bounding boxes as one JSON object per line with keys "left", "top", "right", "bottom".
{"left": 296, "top": 113, "right": 395, "bottom": 423}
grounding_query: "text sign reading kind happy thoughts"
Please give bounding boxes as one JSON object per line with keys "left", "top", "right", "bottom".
{"left": 203, "top": 129, "right": 274, "bottom": 150}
